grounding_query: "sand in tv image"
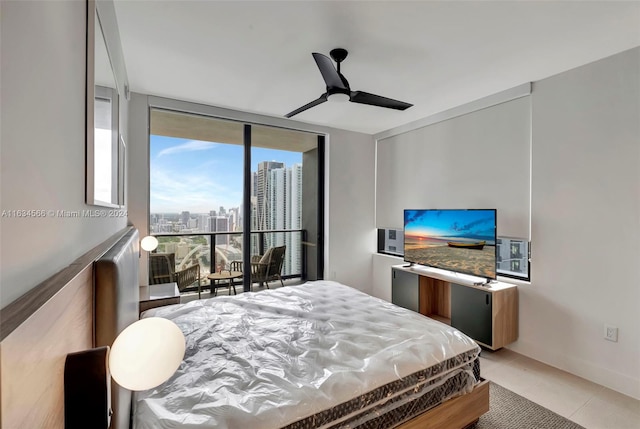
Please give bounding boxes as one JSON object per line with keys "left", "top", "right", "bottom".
{"left": 405, "top": 209, "right": 496, "bottom": 278}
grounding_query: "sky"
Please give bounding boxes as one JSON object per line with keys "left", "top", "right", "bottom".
{"left": 150, "top": 135, "right": 302, "bottom": 213}
{"left": 405, "top": 209, "right": 496, "bottom": 239}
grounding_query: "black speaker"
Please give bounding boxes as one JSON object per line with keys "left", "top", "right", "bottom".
{"left": 64, "top": 346, "right": 112, "bottom": 429}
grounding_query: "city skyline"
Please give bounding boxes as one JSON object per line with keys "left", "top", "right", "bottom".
{"left": 150, "top": 152, "right": 304, "bottom": 277}
{"left": 150, "top": 135, "right": 302, "bottom": 213}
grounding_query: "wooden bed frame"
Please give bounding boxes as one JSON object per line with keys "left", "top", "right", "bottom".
{"left": 397, "top": 380, "right": 489, "bottom": 429}
{"left": 0, "top": 225, "right": 488, "bottom": 429}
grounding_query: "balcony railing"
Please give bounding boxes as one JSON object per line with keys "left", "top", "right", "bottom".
{"left": 150, "top": 229, "right": 306, "bottom": 293}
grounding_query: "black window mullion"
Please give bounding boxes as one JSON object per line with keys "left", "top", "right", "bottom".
{"left": 317, "top": 136, "right": 325, "bottom": 279}
{"left": 242, "top": 124, "right": 252, "bottom": 292}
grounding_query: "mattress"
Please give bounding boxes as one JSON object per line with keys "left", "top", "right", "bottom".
{"left": 134, "top": 281, "right": 480, "bottom": 429}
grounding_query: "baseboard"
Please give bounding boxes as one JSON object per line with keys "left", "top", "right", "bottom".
{"left": 507, "top": 339, "right": 640, "bottom": 400}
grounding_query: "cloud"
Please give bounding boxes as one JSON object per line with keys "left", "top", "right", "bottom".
{"left": 150, "top": 168, "right": 241, "bottom": 213}
{"left": 405, "top": 209, "right": 429, "bottom": 226}
{"left": 450, "top": 216, "right": 494, "bottom": 232}
{"left": 158, "top": 140, "right": 217, "bottom": 156}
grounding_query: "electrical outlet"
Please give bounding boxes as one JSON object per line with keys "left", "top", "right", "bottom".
{"left": 604, "top": 325, "right": 618, "bottom": 342}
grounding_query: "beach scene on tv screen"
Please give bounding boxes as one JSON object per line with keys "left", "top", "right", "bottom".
{"left": 404, "top": 210, "right": 496, "bottom": 278}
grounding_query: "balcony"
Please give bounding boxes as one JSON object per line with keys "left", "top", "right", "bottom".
{"left": 149, "top": 229, "right": 306, "bottom": 295}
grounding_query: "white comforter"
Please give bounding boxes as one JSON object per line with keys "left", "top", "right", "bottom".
{"left": 133, "top": 281, "right": 479, "bottom": 429}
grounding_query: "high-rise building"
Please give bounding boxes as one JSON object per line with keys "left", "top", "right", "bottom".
{"left": 228, "top": 207, "right": 239, "bottom": 232}
{"left": 181, "top": 211, "right": 190, "bottom": 227}
{"left": 266, "top": 164, "right": 303, "bottom": 276}
{"left": 214, "top": 216, "right": 230, "bottom": 246}
{"left": 249, "top": 196, "right": 259, "bottom": 254}
{"left": 289, "top": 163, "right": 303, "bottom": 275}
{"left": 269, "top": 168, "right": 287, "bottom": 228}
{"left": 256, "top": 161, "right": 284, "bottom": 231}
{"left": 207, "top": 217, "right": 216, "bottom": 234}
{"left": 269, "top": 167, "right": 288, "bottom": 252}
{"left": 208, "top": 216, "right": 231, "bottom": 246}
{"left": 251, "top": 172, "right": 258, "bottom": 198}
{"left": 497, "top": 238, "right": 528, "bottom": 277}
{"left": 197, "top": 214, "right": 210, "bottom": 232}
{"left": 156, "top": 222, "right": 173, "bottom": 233}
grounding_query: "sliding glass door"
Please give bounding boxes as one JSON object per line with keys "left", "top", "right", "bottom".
{"left": 149, "top": 109, "right": 323, "bottom": 294}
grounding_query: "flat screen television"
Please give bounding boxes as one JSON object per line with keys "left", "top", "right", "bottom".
{"left": 404, "top": 209, "right": 497, "bottom": 280}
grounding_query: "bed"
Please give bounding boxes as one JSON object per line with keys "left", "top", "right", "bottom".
{"left": 134, "top": 281, "right": 487, "bottom": 429}
{"left": 0, "top": 227, "right": 487, "bottom": 429}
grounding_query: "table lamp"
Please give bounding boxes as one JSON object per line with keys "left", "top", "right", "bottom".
{"left": 64, "top": 317, "right": 185, "bottom": 429}
{"left": 140, "top": 235, "right": 159, "bottom": 252}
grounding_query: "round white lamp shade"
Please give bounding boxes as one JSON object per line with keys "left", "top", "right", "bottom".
{"left": 109, "top": 317, "right": 185, "bottom": 391}
{"left": 140, "top": 236, "right": 159, "bottom": 252}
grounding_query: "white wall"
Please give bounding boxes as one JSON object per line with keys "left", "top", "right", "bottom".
{"left": 376, "top": 96, "right": 531, "bottom": 238}
{"left": 516, "top": 47, "right": 639, "bottom": 399}
{"left": 126, "top": 95, "right": 375, "bottom": 293}
{"left": 127, "top": 94, "right": 151, "bottom": 286}
{"left": 325, "top": 130, "right": 376, "bottom": 292}
{"left": 0, "top": 1, "right": 128, "bottom": 307}
{"left": 371, "top": 47, "right": 640, "bottom": 399}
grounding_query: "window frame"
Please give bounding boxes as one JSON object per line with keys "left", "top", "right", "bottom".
{"left": 147, "top": 107, "right": 327, "bottom": 292}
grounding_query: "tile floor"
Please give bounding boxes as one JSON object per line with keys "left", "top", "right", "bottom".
{"left": 480, "top": 348, "right": 640, "bottom": 429}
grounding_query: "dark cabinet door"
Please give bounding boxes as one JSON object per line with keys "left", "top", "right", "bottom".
{"left": 450, "top": 283, "right": 492, "bottom": 346}
{"left": 391, "top": 268, "right": 419, "bottom": 312}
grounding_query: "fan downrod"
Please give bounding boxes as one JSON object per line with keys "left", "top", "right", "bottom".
{"left": 330, "top": 48, "right": 348, "bottom": 64}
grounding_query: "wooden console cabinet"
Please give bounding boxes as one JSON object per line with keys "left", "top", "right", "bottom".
{"left": 392, "top": 265, "right": 518, "bottom": 350}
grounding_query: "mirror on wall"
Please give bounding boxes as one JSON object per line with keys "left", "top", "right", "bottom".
{"left": 86, "top": 0, "right": 128, "bottom": 207}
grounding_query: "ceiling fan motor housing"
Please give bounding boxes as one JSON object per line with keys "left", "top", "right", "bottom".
{"left": 330, "top": 48, "right": 348, "bottom": 63}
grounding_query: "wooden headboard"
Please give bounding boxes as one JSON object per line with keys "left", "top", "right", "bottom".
{"left": 0, "top": 226, "right": 139, "bottom": 429}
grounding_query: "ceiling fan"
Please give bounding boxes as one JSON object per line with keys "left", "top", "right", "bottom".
{"left": 285, "top": 48, "right": 413, "bottom": 118}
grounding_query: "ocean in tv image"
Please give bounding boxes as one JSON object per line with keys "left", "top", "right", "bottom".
{"left": 404, "top": 209, "right": 496, "bottom": 278}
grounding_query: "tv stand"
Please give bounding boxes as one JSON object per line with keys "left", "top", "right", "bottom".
{"left": 391, "top": 265, "right": 518, "bottom": 350}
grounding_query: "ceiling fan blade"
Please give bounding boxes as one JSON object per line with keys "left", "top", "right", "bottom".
{"left": 312, "top": 53, "right": 348, "bottom": 90}
{"left": 350, "top": 91, "right": 413, "bottom": 111}
{"left": 285, "top": 94, "right": 328, "bottom": 118}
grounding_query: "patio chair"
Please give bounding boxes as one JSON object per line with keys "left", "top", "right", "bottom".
{"left": 149, "top": 253, "right": 202, "bottom": 298}
{"left": 228, "top": 245, "right": 286, "bottom": 290}
{"left": 250, "top": 245, "right": 286, "bottom": 289}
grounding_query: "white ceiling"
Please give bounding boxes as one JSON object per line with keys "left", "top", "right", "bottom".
{"left": 113, "top": 1, "right": 640, "bottom": 135}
